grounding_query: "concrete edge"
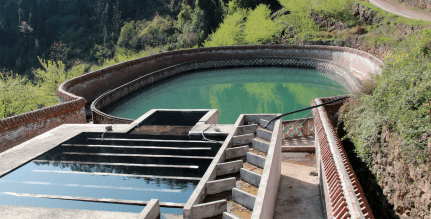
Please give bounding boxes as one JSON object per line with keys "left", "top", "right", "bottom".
{"left": 139, "top": 199, "right": 159, "bottom": 219}
{"left": 205, "top": 177, "right": 236, "bottom": 195}
{"left": 190, "top": 200, "right": 227, "bottom": 219}
{"left": 246, "top": 152, "right": 266, "bottom": 169}
{"left": 183, "top": 115, "right": 243, "bottom": 219}
{"left": 240, "top": 168, "right": 262, "bottom": 187}
{"left": 251, "top": 117, "right": 282, "bottom": 219}
{"left": 225, "top": 145, "right": 249, "bottom": 160}
{"left": 232, "top": 188, "right": 256, "bottom": 210}
{"left": 256, "top": 128, "right": 273, "bottom": 142}
{"left": 231, "top": 133, "right": 254, "bottom": 147}
{"left": 259, "top": 119, "right": 274, "bottom": 131}
{"left": 235, "top": 124, "right": 258, "bottom": 136}
{"left": 223, "top": 212, "right": 241, "bottom": 219}
{"left": 215, "top": 160, "right": 243, "bottom": 176}
{"left": 251, "top": 139, "right": 269, "bottom": 153}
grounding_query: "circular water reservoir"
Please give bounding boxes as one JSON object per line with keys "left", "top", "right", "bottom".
{"left": 104, "top": 67, "right": 348, "bottom": 123}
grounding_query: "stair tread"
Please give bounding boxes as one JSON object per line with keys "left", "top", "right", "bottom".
{"left": 243, "top": 162, "right": 263, "bottom": 175}
{"left": 237, "top": 180, "right": 259, "bottom": 196}
{"left": 248, "top": 148, "right": 267, "bottom": 158}
{"left": 253, "top": 137, "right": 270, "bottom": 143}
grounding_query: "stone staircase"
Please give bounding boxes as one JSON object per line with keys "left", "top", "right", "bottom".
{"left": 221, "top": 119, "right": 275, "bottom": 219}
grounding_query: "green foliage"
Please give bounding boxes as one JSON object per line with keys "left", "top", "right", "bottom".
{"left": 278, "top": 0, "right": 318, "bottom": 40}
{"left": 204, "top": 8, "right": 247, "bottom": 47}
{"left": 244, "top": 4, "right": 282, "bottom": 44}
{"left": 176, "top": 5, "right": 207, "bottom": 48}
{"left": 0, "top": 72, "right": 39, "bottom": 118}
{"left": 204, "top": 2, "right": 281, "bottom": 47}
{"left": 340, "top": 29, "right": 431, "bottom": 166}
{"left": 0, "top": 58, "right": 86, "bottom": 119}
{"left": 117, "top": 21, "right": 136, "bottom": 48}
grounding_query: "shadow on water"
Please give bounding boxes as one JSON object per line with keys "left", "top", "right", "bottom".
{"left": 337, "top": 122, "right": 398, "bottom": 219}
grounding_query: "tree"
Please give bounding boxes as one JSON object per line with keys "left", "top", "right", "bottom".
{"left": 243, "top": 4, "right": 280, "bottom": 44}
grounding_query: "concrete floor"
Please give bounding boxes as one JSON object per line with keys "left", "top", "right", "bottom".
{"left": 282, "top": 136, "right": 315, "bottom": 147}
{"left": 273, "top": 152, "right": 324, "bottom": 219}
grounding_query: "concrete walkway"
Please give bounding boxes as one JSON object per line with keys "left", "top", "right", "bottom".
{"left": 369, "top": 0, "right": 431, "bottom": 21}
{"left": 273, "top": 152, "right": 324, "bottom": 219}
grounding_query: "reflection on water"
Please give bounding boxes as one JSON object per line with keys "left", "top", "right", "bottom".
{"left": 105, "top": 67, "right": 347, "bottom": 123}
{"left": 0, "top": 134, "right": 209, "bottom": 214}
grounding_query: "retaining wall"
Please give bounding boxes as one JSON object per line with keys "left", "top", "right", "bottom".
{"left": 0, "top": 98, "right": 86, "bottom": 152}
{"left": 58, "top": 45, "right": 383, "bottom": 107}
{"left": 58, "top": 45, "right": 383, "bottom": 124}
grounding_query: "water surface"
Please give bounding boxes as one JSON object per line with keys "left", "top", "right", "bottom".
{"left": 105, "top": 67, "right": 348, "bottom": 123}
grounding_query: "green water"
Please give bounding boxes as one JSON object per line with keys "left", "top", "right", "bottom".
{"left": 105, "top": 67, "right": 347, "bottom": 124}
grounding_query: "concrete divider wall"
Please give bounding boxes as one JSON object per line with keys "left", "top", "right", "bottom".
{"left": 248, "top": 116, "right": 282, "bottom": 219}
{"left": 0, "top": 98, "right": 86, "bottom": 151}
{"left": 55, "top": 45, "right": 383, "bottom": 124}
{"left": 183, "top": 114, "right": 245, "bottom": 219}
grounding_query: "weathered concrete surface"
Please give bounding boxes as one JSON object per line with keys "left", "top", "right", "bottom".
{"left": 281, "top": 136, "right": 315, "bottom": 152}
{"left": 259, "top": 119, "right": 274, "bottom": 131}
{"left": 189, "top": 124, "right": 233, "bottom": 139}
{"left": 0, "top": 205, "right": 140, "bottom": 219}
{"left": 246, "top": 152, "right": 266, "bottom": 168}
{"left": 223, "top": 212, "right": 241, "bottom": 219}
{"left": 191, "top": 200, "right": 227, "bottom": 219}
{"left": 231, "top": 133, "right": 254, "bottom": 147}
{"left": 256, "top": 128, "right": 272, "bottom": 142}
{"left": 184, "top": 114, "right": 240, "bottom": 219}
{"left": 205, "top": 177, "right": 236, "bottom": 195}
{"left": 199, "top": 109, "right": 219, "bottom": 124}
{"left": 232, "top": 188, "right": 256, "bottom": 210}
{"left": 139, "top": 199, "right": 159, "bottom": 219}
{"left": 240, "top": 168, "right": 262, "bottom": 187}
{"left": 235, "top": 124, "right": 258, "bottom": 136}
{"left": 273, "top": 153, "right": 324, "bottom": 219}
{"left": 216, "top": 160, "right": 243, "bottom": 176}
{"left": 225, "top": 145, "right": 249, "bottom": 160}
{"left": 251, "top": 139, "right": 269, "bottom": 153}
{"left": 251, "top": 118, "right": 281, "bottom": 219}
{"left": 243, "top": 115, "right": 278, "bottom": 126}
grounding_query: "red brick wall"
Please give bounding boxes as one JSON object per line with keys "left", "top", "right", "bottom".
{"left": 0, "top": 98, "right": 86, "bottom": 152}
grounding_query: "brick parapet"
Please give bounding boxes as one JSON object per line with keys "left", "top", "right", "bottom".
{"left": 312, "top": 96, "right": 374, "bottom": 219}
{"left": 0, "top": 98, "right": 86, "bottom": 152}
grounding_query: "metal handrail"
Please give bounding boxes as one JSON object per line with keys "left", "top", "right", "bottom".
{"left": 264, "top": 96, "right": 348, "bottom": 129}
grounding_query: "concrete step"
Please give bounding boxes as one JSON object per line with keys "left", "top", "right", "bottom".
{"left": 216, "top": 160, "right": 243, "bottom": 176}
{"left": 232, "top": 188, "right": 256, "bottom": 210}
{"left": 259, "top": 119, "right": 274, "bottom": 131}
{"left": 256, "top": 128, "right": 272, "bottom": 142}
{"left": 246, "top": 152, "right": 266, "bottom": 169}
{"left": 223, "top": 212, "right": 241, "bottom": 219}
{"left": 240, "top": 168, "right": 261, "bottom": 187}
{"left": 231, "top": 133, "right": 254, "bottom": 147}
{"left": 235, "top": 124, "right": 258, "bottom": 136}
{"left": 252, "top": 139, "right": 269, "bottom": 153}
{"left": 281, "top": 145, "right": 315, "bottom": 152}
{"left": 225, "top": 145, "right": 249, "bottom": 160}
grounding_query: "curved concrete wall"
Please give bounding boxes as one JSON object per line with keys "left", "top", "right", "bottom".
{"left": 55, "top": 45, "right": 382, "bottom": 124}
{"left": 57, "top": 45, "right": 382, "bottom": 103}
